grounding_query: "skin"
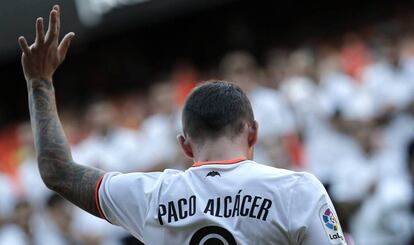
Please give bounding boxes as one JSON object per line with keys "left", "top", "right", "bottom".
{"left": 19, "top": 5, "right": 105, "bottom": 217}
{"left": 177, "top": 121, "right": 258, "bottom": 163}
{"left": 19, "top": 5, "right": 258, "bottom": 219}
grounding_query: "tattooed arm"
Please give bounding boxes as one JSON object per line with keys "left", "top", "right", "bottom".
{"left": 19, "top": 5, "right": 105, "bottom": 217}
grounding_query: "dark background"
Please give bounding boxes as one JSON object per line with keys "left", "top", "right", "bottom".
{"left": 1, "top": 0, "right": 413, "bottom": 126}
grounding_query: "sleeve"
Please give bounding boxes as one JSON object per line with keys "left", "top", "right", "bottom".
{"left": 288, "top": 173, "right": 347, "bottom": 245}
{"left": 95, "top": 172, "right": 162, "bottom": 242}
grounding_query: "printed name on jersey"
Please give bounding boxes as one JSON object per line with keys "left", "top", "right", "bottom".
{"left": 319, "top": 204, "right": 345, "bottom": 244}
{"left": 157, "top": 190, "right": 273, "bottom": 225}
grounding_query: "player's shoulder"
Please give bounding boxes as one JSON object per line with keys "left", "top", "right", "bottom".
{"left": 103, "top": 169, "right": 184, "bottom": 196}
{"left": 124, "top": 168, "right": 183, "bottom": 182}
{"left": 245, "top": 160, "right": 307, "bottom": 178}
{"left": 104, "top": 168, "right": 182, "bottom": 184}
{"left": 247, "top": 161, "right": 324, "bottom": 191}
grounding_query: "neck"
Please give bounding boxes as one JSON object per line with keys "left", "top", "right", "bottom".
{"left": 193, "top": 136, "right": 248, "bottom": 163}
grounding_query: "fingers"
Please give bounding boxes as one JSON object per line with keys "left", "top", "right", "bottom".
{"left": 18, "top": 36, "right": 31, "bottom": 54}
{"left": 58, "top": 32, "right": 75, "bottom": 60}
{"left": 53, "top": 5, "right": 61, "bottom": 37}
{"left": 19, "top": 5, "right": 68, "bottom": 57}
{"left": 35, "top": 17, "right": 44, "bottom": 45}
{"left": 45, "top": 7, "right": 59, "bottom": 44}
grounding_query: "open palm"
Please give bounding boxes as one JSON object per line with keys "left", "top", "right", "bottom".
{"left": 18, "top": 5, "right": 74, "bottom": 82}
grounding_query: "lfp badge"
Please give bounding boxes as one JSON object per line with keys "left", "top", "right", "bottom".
{"left": 319, "top": 204, "right": 345, "bottom": 244}
{"left": 323, "top": 207, "right": 339, "bottom": 231}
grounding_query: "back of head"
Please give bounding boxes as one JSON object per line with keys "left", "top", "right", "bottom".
{"left": 182, "top": 80, "right": 254, "bottom": 144}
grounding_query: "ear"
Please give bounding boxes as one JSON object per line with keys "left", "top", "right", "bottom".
{"left": 177, "top": 134, "right": 194, "bottom": 159}
{"left": 247, "top": 120, "right": 258, "bottom": 148}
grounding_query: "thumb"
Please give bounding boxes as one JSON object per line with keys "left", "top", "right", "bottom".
{"left": 58, "top": 32, "right": 75, "bottom": 60}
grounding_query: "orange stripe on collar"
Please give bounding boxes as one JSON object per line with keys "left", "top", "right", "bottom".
{"left": 192, "top": 157, "right": 247, "bottom": 167}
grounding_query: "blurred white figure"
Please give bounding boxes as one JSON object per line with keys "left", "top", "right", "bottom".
{"left": 221, "top": 51, "right": 296, "bottom": 165}
{"left": 42, "top": 194, "right": 84, "bottom": 245}
{"left": 0, "top": 225, "right": 26, "bottom": 245}
{"left": 400, "top": 36, "right": 414, "bottom": 91}
{"left": 16, "top": 123, "right": 52, "bottom": 208}
{"left": 319, "top": 72, "right": 356, "bottom": 117}
{"left": 302, "top": 51, "right": 360, "bottom": 182}
{"left": 0, "top": 200, "right": 66, "bottom": 245}
{"left": 0, "top": 174, "right": 18, "bottom": 245}
{"left": 280, "top": 49, "right": 319, "bottom": 120}
{"left": 330, "top": 121, "right": 412, "bottom": 245}
{"left": 0, "top": 174, "right": 16, "bottom": 222}
{"left": 137, "top": 81, "right": 182, "bottom": 170}
{"left": 361, "top": 41, "right": 414, "bottom": 112}
{"left": 304, "top": 118, "right": 360, "bottom": 184}
{"left": 249, "top": 86, "right": 296, "bottom": 140}
{"left": 350, "top": 176, "right": 412, "bottom": 245}
{"left": 18, "top": 159, "right": 51, "bottom": 208}
{"left": 341, "top": 90, "right": 379, "bottom": 121}
{"left": 72, "top": 208, "right": 124, "bottom": 245}
{"left": 329, "top": 132, "right": 379, "bottom": 202}
{"left": 383, "top": 100, "right": 414, "bottom": 162}
{"left": 362, "top": 63, "right": 412, "bottom": 111}
{"left": 72, "top": 102, "right": 141, "bottom": 172}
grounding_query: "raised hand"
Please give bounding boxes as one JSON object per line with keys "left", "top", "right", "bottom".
{"left": 18, "top": 5, "right": 75, "bottom": 82}
{"left": 19, "top": 5, "right": 105, "bottom": 218}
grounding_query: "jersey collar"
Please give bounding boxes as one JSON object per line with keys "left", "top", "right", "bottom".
{"left": 192, "top": 157, "right": 247, "bottom": 167}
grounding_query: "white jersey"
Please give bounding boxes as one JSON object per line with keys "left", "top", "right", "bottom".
{"left": 96, "top": 158, "right": 347, "bottom": 245}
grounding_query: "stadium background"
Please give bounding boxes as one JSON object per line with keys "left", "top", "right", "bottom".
{"left": 1, "top": 0, "right": 414, "bottom": 244}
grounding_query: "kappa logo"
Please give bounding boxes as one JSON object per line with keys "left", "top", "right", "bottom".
{"left": 206, "top": 171, "right": 221, "bottom": 177}
{"left": 319, "top": 204, "right": 345, "bottom": 244}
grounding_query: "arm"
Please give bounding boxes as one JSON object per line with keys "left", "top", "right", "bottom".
{"left": 18, "top": 5, "right": 105, "bottom": 217}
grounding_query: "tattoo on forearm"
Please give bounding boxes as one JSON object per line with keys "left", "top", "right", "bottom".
{"left": 28, "top": 79, "right": 105, "bottom": 217}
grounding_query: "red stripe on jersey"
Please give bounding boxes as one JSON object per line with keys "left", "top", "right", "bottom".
{"left": 95, "top": 175, "right": 109, "bottom": 221}
{"left": 192, "top": 157, "right": 247, "bottom": 167}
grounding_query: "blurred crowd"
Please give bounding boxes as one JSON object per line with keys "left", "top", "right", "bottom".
{"left": 1, "top": 14, "right": 414, "bottom": 245}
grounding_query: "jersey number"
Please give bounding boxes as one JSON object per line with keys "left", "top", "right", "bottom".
{"left": 190, "top": 226, "right": 236, "bottom": 245}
